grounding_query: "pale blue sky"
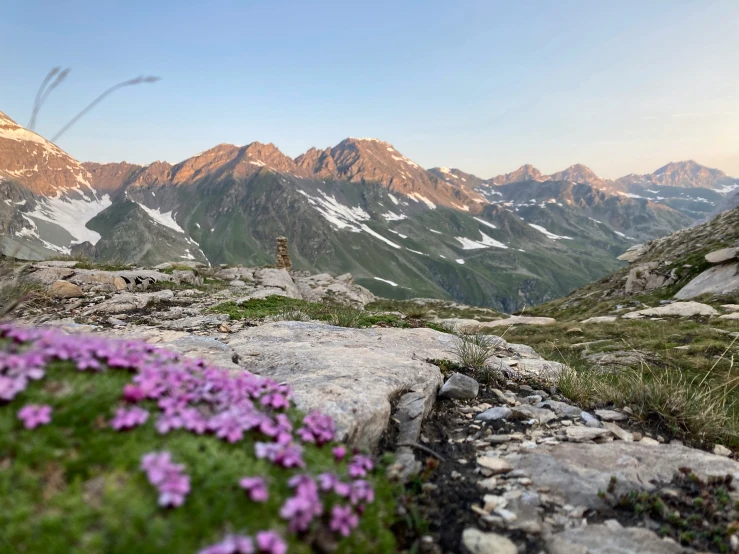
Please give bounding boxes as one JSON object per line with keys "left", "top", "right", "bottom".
{"left": 2, "top": 0, "right": 738, "bottom": 178}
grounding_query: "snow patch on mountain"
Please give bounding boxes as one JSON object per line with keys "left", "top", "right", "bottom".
{"left": 382, "top": 212, "right": 407, "bottom": 221}
{"left": 360, "top": 224, "right": 401, "bottom": 249}
{"left": 473, "top": 217, "right": 497, "bottom": 229}
{"left": 374, "top": 277, "right": 398, "bottom": 287}
{"left": 407, "top": 193, "right": 436, "bottom": 209}
{"left": 528, "top": 223, "right": 573, "bottom": 240}
{"left": 456, "top": 230, "right": 508, "bottom": 250}
{"left": 21, "top": 192, "right": 112, "bottom": 248}
{"left": 135, "top": 202, "right": 186, "bottom": 233}
{"left": 716, "top": 183, "right": 739, "bottom": 194}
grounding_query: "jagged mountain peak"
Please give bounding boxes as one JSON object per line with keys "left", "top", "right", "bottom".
{"left": 549, "top": 164, "right": 604, "bottom": 182}
{"left": 0, "top": 109, "right": 93, "bottom": 196}
{"left": 0, "top": 110, "right": 18, "bottom": 125}
{"left": 616, "top": 160, "right": 737, "bottom": 190}
{"left": 490, "top": 164, "right": 544, "bottom": 185}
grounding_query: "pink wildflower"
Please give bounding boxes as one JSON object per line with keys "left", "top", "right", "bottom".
{"left": 110, "top": 406, "right": 149, "bottom": 430}
{"left": 332, "top": 446, "right": 347, "bottom": 461}
{"left": 17, "top": 404, "right": 52, "bottom": 429}
{"left": 329, "top": 504, "right": 359, "bottom": 537}
{"left": 255, "top": 531, "right": 287, "bottom": 554}
{"left": 239, "top": 477, "right": 269, "bottom": 502}
{"left": 198, "top": 534, "right": 254, "bottom": 554}
{"left": 296, "top": 411, "right": 335, "bottom": 445}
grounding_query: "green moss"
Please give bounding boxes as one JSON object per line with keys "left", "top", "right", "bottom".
{"left": 210, "top": 296, "right": 412, "bottom": 329}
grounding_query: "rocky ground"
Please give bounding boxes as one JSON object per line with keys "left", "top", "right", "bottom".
{"left": 2, "top": 257, "right": 739, "bottom": 553}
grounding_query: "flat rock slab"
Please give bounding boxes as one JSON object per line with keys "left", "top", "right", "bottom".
{"left": 622, "top": 301, "right": 718, "bottom": 319}
{"left": 581, "top": 316, "right": 618, "bottom": 324}
{"left": 462, "top": 528, "right": 517, "bottom": 554}
{"left": 227, "top": 322, "right": 450, "bottom": 449}
{"left": 443, "top": 316, "right": 557, "bottom": 329}
{"left": 675, "top": 263, "right": 739, "bottom": 300}
{"left": 504, "top": 441, "right": 739, "bottom": 509}
{"left": 547, "top": 523, "right": 688, "bottom": 554}
{"left": 84, "top": 321, "right": 452, "bottom": 450}
{"left": 705, "top": 247, "right": 738, "bottom": 264}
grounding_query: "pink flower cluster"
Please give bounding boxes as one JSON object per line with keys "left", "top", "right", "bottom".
{"left": 17, "top": 404, "right": 52, "bottom": 429}
{"left": 296, "top": 411, "right": 336, "bottom": 445}
{"left": 239, "top": 477, "right": 269, "bottom": 502}
{"left": 197, "top": 531, "right": 287, "bottom": 554}
{"left": 141, "top": 451, "right": 191, "bottom": 507}
{"left": 110, "top": 406, "right": 149, "bottom": 430}
{"left": 0, "top": 323, "right": 376, "bottom": 551}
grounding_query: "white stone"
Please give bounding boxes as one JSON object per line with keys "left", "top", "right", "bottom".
{"left": 622, "top": 301, "right": 718, "bottom": 319}
{"left": 462, "top": 529, "right": 517, "bottom": 554}
{"left": 565, "top": 426, "right": 612, "bottom": 442}
{"left": 705, "top": 247, "right": 738, "bottom": 264}
{"left": 476, "top": 456, "right": 513, "bottom": 474}
{"left": 581, "top": 316, "right": 618, "bottom": 324}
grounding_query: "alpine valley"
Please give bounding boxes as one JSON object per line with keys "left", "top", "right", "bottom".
{"left": 1, "top": 109, "right": 737, "bottom": 311}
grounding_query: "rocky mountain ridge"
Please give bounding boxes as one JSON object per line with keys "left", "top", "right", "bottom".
{"left": 433, "top": 160, "right": 739, "bottom": 193}
{"left": 0, "top": 108, "right": 732, "bottom": 310}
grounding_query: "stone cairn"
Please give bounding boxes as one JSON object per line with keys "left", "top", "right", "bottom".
{"left": 275, "top": 236, "right": 292, "bottom": 269}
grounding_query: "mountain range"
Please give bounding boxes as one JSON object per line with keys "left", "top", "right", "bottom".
{"left": 1, "top": 108, "right": 737, "bottom": 310}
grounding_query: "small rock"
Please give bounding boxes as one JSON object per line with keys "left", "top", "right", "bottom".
{"left": 713, "top": 444, "right": 732, "bottom": 457}
{"left": 476, "top": 456, "right": 513, "bottom": 475}
{"left": 218, "top": 323, "right": 232, "bottom": 333}
{"left": 511, "top": 406, "right": 557, "bottom": 424}
{"left": 494, "top": 507, "right": 518, "bottom": 523}
{"left": 521, "top": 394, "right": 543, "bottom": 405}
{"left": 565, "top": 426, "right": 612, "bottom": 442}
{"left": 107, "top": 317, "right": 126, "bottom": 326}
{"left": 476, "top": 407, "right": 512, "bottom": 422}
{"left": 594, "top": 409, "right": 628, "bottom": 421}
{"left": 639, "top": 436, "right": 660, "bottom": 445}
{"left": 477, "top": 477, "right": 498, "bottom": 490}
{"left": 462, "top": 528, "right": 517, "bottom": 554}
{"left": 483, "top": 495, "right": 507, "bottom": 512}
{"left": 439, "top": 373, "right": 479, "bottom": 400}
{"left": 603, "top": 422, "right": 633, "bottom": 442}
{"left": 48, "top": 280, "right": 84, "bottom": 299}
{"left": 579, "top": 411, "right": 602, "bottom": 428}
{"left": 730, "top": 533, "right": 738, "bottom": 552}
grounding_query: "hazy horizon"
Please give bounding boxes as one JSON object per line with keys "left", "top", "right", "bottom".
{"left": 2, "top": 0, "right": 738, "bottom": 179}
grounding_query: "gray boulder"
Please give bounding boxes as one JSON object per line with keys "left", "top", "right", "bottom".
{"left": 253, "top": 268, "right": 301, "bottom": 299}
{"left": 439, "top": 373, "right": 479, "bottom": 400}
{"left": 675, "top": 263, "right": 739, "bottom": 299}
{"left": 227, "top": 322, "right": 451, "bottom": 449}
{"left": 504, "top": 441, "right": 739, "bottom": 509}
{"left": 705, "top": 247, "right": 738, "bottom": 264}
{"left": 476, "top": 406, "right": 512, "bottom": 422}
{"left": 547, "top": 523, "right": 687, "bottom": 554}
